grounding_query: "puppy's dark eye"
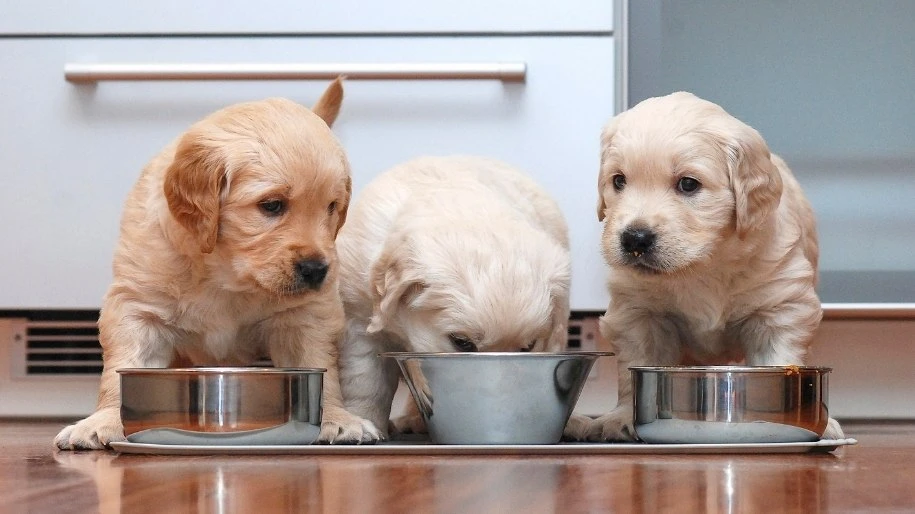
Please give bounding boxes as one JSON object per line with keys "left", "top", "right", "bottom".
{"left": 449, "top": 334, "right": 478, "bottom": 352}
{"left": 327, "top": 201, "right": 337, "bottom": 215}
{"left": 612, "top": 173, "right": 626, "bottom": 192}
{"left": 677, "top": 177, "right": 701, "bottom": 194}
{"left": 258, "top": 199, "right": 286, "bottom": 216}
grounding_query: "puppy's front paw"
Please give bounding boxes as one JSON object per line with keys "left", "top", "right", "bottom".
{"left": 389, "top": 413, "right": 428, "bottom": 435}
{"left": 822, "top": 417, "right": 845, "bottom": 440}
{"left": 588, "top": 406, "right": 637, "bottom": 442}
{"left": 54, "top": 409, "right": 125, "bottom": 450}
{"left": 562, "top": 414, "right": 594, "bottom": 441}
{"left": 318, "top": 408, "right": 384, "bottom": 444}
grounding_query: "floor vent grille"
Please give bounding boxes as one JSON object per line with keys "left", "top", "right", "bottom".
{"left": 17, "top": 321, "right": 102, "bottom": 377}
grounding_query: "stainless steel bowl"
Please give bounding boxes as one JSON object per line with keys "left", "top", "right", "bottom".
{"left": 119, "top": 367, "right": 324, "bottom": 445}
{"left": 382, "top": 352, "right": 613, "bottom": 445}
{"left": 632, "top": 366, "right": 832, "bottom": 444}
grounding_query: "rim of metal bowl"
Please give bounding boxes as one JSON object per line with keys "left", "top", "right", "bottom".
{"left": 380, "top": 351, "right": 615, "bottom": 359}
{"left": 117, "top": 367, "right": 327, "bottom": 375}
{"left": 629, "top": 365, "right": 832, "bottom": 373}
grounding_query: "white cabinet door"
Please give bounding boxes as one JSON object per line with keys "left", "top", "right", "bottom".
{"left": 0, "top": 36, "right": 615, "bottom": 310}
{"left": 1, "top": 1, "right": 613, "bottom": 35}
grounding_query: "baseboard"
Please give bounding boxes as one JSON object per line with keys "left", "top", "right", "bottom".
{"left": 2, "top": 310, "right": 912, "bottom": 419}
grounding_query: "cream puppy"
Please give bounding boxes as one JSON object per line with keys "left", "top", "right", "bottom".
{"left": 589, "top": 92, "right": 843, "bottom": 441}
{"left": 337, "top": 156, "right": 572, "bottom": 436}
{"left": 54, "top": 79, "right": 381, "bottom": 450}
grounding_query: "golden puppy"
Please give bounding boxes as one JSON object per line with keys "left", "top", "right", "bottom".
{"left": 54, "top": 79, "right": 381, "bottom": 450}
{"left": 336, "top": 156, "right": 573, "bottom": 437}
{"left": 588, "top": 92, "right": 843, "bottom": 441}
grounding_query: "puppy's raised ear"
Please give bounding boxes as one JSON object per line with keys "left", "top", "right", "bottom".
{"left": 163, "top": 134, "right": 227, "bottom": 254}
{"left": 722, "top": 121, "right": 784, "bottom": 238}
{"left": 366, "top": 240, "right": 426, "bottom": 334}
{"left": 597, "top": 115, "right": 621, "bottom": 222}
{"left": 312, "top": 77, "right": 344, "bottom": 128}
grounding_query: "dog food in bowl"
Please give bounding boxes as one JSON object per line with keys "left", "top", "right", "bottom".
{"left": 119, "top": 367, "right": 324, "bottom": 445}
{"left": 631, "top": 365, "right": 832, "bottom": 444}
{"left": 383, "top": 351, "right": 613, "bottom": 445}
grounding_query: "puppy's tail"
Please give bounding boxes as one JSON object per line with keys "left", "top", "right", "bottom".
{"left": 313, "top": 76, "right": 345, "bottom": 127}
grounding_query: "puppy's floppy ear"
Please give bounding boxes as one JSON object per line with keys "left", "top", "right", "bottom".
{"left": 597, "top": 115, "right": 621, "bottom": 222}
{"left": 334, "top": 174, "right": 352, "bottom": 237}
{"left": 312, "top": 76, "right": 344, "bottom": 127}
{"left": 545, "top": 272, "right": 571, "bottom": 352}
{"left": 367, "top": 240, "right": 426, "bottom": 334}
{"left": 163, "top": 134, "right": 227, "bottom": 254}
{"left": 722, "top": 122, "right": 784, "bottom": 237}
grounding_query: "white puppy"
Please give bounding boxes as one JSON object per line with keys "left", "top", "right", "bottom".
{"left": 337, "top": 156, "right": 572, "bottom": 436}
{"left": 590, "top": 92, "right": 843, "bottom": 441}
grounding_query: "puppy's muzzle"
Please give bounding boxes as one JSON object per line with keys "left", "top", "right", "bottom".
{"left": 620, "top": 226, "right": 656, "bottom": 258}
{"left": 294, "top": 258, "right": 329, "bottom": 290}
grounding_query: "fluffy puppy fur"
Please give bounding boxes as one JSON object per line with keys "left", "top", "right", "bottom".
{"left": 586, "top": 92, "right": 842, "bottom": 441}
{"left": 336, "top": 156, "right": 573, "bottom": 437}
{"left": 55, "top": 79, "right": 381, "bottom": 450}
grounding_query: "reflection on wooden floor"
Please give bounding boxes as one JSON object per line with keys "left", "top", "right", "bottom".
{"left": 2, "top": 421, "right": 913, "bottom": 513}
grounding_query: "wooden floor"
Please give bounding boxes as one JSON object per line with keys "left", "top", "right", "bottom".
{"left": 1, "top": 421, "right": 913, "bottom": 513}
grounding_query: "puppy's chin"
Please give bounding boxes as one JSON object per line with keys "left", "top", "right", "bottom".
{"left": 244, "top": 272, "right": 328, "bottom": 298}
{"left": 265, "top": 278, "right": 329, "bottom": 297}
{"left": 624, "top": 260, "right": 667, "bottom": 275}
{"left": 273, "top": 282, "right": 325, "bottom": 297}
{"left": 616, "top": 250, "right": 699, "bottom": 277}
{"left": 612, "top": 250, "right": 667, "bottom": 274}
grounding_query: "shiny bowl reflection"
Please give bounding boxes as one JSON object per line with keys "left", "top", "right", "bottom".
{"left": 382, "top": 352, "right": 613, "bottom": 445}
{"left": 119, "top": 367, "right": 324, "bottom": 443}
{"left": 632, "top": 366, "right": 832, "bottom": 444}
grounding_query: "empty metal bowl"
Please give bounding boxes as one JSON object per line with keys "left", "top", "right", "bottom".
{"left": 119, "top": 367, "right": 324, "bottom": 445}
{"left": 382, "top": 352, "right": 613, "bottom": 445}
{"left": 632, "top": 366, "right": 832, "bottom": 444}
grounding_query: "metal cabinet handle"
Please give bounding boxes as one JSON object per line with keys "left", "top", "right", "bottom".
{"left": 822, "top": 303, "right": 915, "bottom": 320}
{"left": 64, "top": 62, "right": 527, "bottom": 83}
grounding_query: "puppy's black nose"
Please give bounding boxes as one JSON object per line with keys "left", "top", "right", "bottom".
{"left": 620, "top": 227, "right": 656, "bottom": 256}
{"left": 295, "top": 259, "right": 329, "bottom": 289}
